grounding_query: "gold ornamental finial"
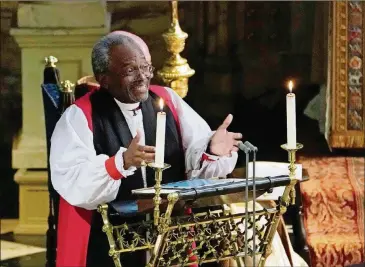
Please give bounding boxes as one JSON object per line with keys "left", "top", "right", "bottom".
{"left": 157, "top": 1, "right": 195, "bottom": 98}
{"left": 45, "top": 56, "right": 58, "bottom": 67}
{"left": 60, "top": 80, "right": 75, "bottom": 112}
{"left": 61, "top": 80, "right": 75, "bottom": 93}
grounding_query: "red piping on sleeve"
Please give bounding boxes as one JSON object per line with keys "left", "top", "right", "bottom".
{"left": 105, "top": 155, "right": 125, "bottom": 180}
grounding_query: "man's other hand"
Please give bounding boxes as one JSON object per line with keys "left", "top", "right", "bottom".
{"left": 123, "top": 131, "right": 155, "bottom": 169}
{"left": 209, "top": 114, "right": 242, "bottom": 156}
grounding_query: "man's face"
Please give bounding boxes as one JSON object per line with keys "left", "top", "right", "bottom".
{"left": 102, "top": 44, "right": 153, "bottom": 103}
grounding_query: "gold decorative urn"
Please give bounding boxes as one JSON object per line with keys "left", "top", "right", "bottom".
{"left": 157, "top": 1, "right": 195, "bottom": 98}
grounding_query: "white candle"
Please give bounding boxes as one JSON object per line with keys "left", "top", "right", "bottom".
{"left": 155, "top": 98, "right": 166, "bottom": 167}
{"left": 286, "top": 81, "right": 297, "bottom": 149}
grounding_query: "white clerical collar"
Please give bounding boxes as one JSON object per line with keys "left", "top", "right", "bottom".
{"left": 114, "top": 98, "right": 141, "bottom": 115}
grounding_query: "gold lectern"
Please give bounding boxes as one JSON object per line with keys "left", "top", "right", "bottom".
{"left": 98, "top": 142, "right": 303, "bottom": 267}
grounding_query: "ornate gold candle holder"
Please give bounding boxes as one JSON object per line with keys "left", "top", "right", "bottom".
{"left": 157, "top": 1, "right": 195, "bottom": 98}
{"left": 258, "top": 142, "right": 303, "bottom": 266}
{"left": 280, "top": 143, "right": 303, "bottom": 206}
{"left": 147, "top": 162, "right": 171, "bottom": 227}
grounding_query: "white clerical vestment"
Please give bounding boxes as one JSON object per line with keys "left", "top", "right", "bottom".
{"left": 50, "top": 87, "right": 237, "bottom": 210}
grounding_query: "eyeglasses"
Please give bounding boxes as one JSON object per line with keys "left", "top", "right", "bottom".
{"left": 120, "top": 64, "right": 155, "bottom": 77}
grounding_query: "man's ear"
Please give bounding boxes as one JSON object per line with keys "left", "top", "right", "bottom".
{"left": 97, "top": 73, "right": 108, "bottom": 88}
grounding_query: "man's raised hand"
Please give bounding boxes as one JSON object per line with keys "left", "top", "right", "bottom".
{"left": 123, "top": 131, "right": 155, "bottom": 169}
{"left": 209, "top": 114, "right": 242, "bottom": 156}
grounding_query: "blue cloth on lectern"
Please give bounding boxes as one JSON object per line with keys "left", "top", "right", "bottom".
{"left": 41, "top": 83, "right": 62, "bottom": 223}
{"left": 42, "top": 83, "right": 61, "bottom": 109}
{"left": 110, "top": 200, "right": 139, "bottom": 217}
{"left": 41, "top": 83, "right": 62, "bottom": 152}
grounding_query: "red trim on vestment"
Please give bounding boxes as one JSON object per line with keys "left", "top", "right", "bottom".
{"left": 56, "top": 91, "right": 96, "bottom": 266}
{"left": 105, "top": 155, "right": 124, "bottom": 180}
{"left": 75, "top": 90, "right": 124, "bottom": 180}
{"left": 201, "top": 153, "right": 217, "bottom": 162}
{"left": 200, "top": 153, "right": 218, "bottom": 169}
{"left": 74, "top": 92, "right": 93, "bottom": 131}
{"left": 56, "top": 90, "right": 96, "bottom": 267}
{"left": 56, "top": 197, "right": 93, "bottom": 267}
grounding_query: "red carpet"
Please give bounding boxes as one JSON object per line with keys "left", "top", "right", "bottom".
{"left": 299, "top": 157, "right": 364, "bottom": 267}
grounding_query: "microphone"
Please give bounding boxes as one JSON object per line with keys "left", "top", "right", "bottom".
{"left": 238, "top": 141, "right": 251, "bottom": 154}
{"left": 244, "top": 141, "right": 258, "bottom": 152}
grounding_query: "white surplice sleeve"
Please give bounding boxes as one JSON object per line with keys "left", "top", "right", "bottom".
{"left": 50, "top": 105, "right": 136, "bottom": 210}
{"left": 165, "top": 88, "right": 238, "bottom": 179}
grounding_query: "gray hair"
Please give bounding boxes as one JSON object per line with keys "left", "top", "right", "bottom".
{"left": 91, "top": 32, "right": 135, "bottom": 77}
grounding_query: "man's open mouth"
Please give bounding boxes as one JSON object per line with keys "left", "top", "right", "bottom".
{"left": 133, "top": 84, "right": 148, "bottom": 93}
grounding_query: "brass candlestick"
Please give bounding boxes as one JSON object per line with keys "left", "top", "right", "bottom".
{"left": 259, "top": 142, "right": 303, "bottom": 266}
{"left": 157, "top": 1, "right": 195, "bottom": 98}
{"left": 280, "top": 143, "right": 303, "bottom": 206}
{"left": 148, "top": 162, "right": 171, "bottom": 227}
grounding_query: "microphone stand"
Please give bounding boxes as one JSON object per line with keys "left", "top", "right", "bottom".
{"left": 238, "top": 141, "right": 251, "bottom": 266}
{"left": 244, "top": 141, "right": 258, "bottom": 266}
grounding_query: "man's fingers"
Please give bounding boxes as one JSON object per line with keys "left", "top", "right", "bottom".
{"left": 130, "top": 131, "right": 141, "bottom": 147}
{"left": 232, "top": 132, "right": 243, "bottom": 140}
{"left": 234, "top": 140, "right": 241, "bottom": 147}
{"left": 218, "top": 114, "right": 233, "bottom": 130}
{"left": 134, "top": 154, "right": 155, "bottom": 167}
{"left": 137, "top": 145, "right": 155, "bottom": 152}
{"left": 142, "top": 152, "right": 155, "bottom": 161}
{"left": 142, "top": 146, "right": 156, "bottom": 153}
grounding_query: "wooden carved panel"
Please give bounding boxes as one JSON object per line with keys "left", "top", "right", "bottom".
{"left": 328, "top": 1, "right": 364, "bottom": 148}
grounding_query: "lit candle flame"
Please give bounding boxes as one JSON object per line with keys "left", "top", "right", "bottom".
{"left": 159, "top": 98, "right": 164, "bottom": 111}
{"left": 288, "top": 80, "right": 294, "bottom": 93}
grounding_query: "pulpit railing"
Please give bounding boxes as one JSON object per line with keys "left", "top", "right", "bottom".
{"left": 98, "top": 141, "right": 303, "bottom": 267}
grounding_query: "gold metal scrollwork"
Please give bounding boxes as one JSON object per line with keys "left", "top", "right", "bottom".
{"left": 98, "top": 143, "right": 304, "bottom": 267}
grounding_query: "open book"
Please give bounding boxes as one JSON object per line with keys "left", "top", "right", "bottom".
{"left": 248, "top": 161, "right": 302, "bottom": 201}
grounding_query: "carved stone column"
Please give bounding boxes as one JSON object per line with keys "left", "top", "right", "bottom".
{"left": 10, "top": 1, "right": 110, "bottom": 234}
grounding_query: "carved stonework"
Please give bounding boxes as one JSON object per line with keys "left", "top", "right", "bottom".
{"left": 328, "top": 1, "right": 365, "bottom": 148}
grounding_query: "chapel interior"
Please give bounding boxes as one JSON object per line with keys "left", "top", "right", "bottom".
{"left": 0, "top": 1, "right": 364, "bottom": 267}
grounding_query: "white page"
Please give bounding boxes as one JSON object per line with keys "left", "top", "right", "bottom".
{"left": 247, "top": 161, "right": 302, "bottom": 201}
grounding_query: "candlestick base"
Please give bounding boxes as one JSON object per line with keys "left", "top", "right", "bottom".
{"left": 147, "top": 162, "right": 171, "bottom": 170}
{"left": 280, "top": 143, "right": 303, "bottom": 151}
{"left": 147, "top": 162, "right": 171, "bottom": 227}
{"left": 280, "top": 143, "right": 303, "bottom": 206}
